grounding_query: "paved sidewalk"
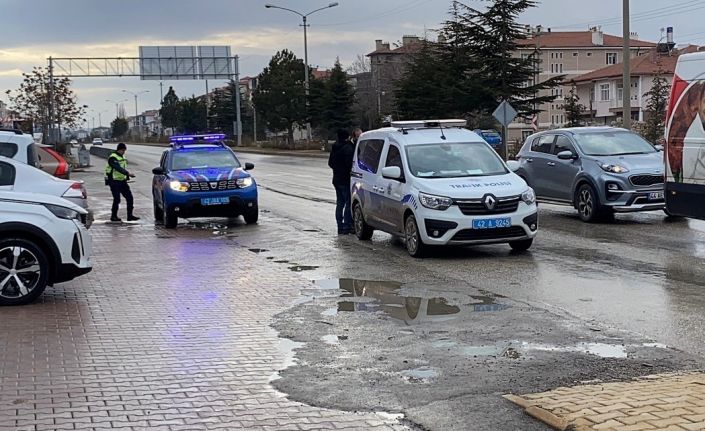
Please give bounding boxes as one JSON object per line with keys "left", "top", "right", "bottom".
{"left": 505, "top": 372, "right": 705, "bottom": 430}
{"left": 0, "top": 187, "right": 405, "bottom": 430}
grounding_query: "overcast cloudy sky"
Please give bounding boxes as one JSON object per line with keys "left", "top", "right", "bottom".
{"left": 1, "top": 0, "right": 704, "bottom": 125}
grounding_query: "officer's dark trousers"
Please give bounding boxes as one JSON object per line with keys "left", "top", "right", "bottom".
{"left": 109, "top": 180, "right": 134, "bottom": 217}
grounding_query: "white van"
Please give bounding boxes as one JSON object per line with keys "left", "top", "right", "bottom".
{"left": 350, "top": 120, "right": 538, "bottom": 257}
{"left": 665, "top": 51, "right": 705, "bottom": 219}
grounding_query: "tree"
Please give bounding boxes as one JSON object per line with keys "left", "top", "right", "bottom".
{"left": 347, "top": 54, "right": 371, "bottom": 75}
{"left": 177, "top": 96, "right": 207, "bottom": 134}
{"left": 160, "top": 86, "right": 179, "bottom": 130}
{"left": 253, "top": 50, "right": 307, "bottom": 145}
{"left": 320, "top": 60, "right": 355, "bottom": 138}
{"left": 209, "top": 86, "right": 235, "bottom": 134}
{"left": 111, "top": 117, "right": 129, "bottom": 138}
{"left": 643, "top": 68, "right": 671, "bottom": 143}
{"left": 432, "top": 1, "right": 564, "bottom": 119}
{"left": 5, "top": 67, "right": 85, "bottom": 143}
{"left": 562, "top": 82, "right": 586, "bottom": 127}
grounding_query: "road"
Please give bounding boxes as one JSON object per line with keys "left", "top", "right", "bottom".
{"left": 65, "top": 143, "right": 705, "bottom": 430}
{"left": 126, "top": 144, "right": 705, "bottom": 358}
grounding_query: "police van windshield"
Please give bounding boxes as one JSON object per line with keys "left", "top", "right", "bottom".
{"left": 170, "top": 149, "right": 240, "bottom": 170}
{"left": 406, "top": 142, "right": 507, "bottom": 178}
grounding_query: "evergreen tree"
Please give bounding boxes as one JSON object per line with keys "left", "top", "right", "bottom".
{"left": 160, "top": 86, "right": 179, "bottom": 130}
{"left": 111, "top": 117, "right": 129, "bottom": 138}
{"left": 447, "top": 0, "right": 563, "bottom": 117}
{"left": 208, "top": 86, "right": 235, "bottom": 134}
{"left": 252, "top": 50, "right": 307, "bottom": 144}
{"left": 643, "top": 68, "right": 671, "bottom": 143}
{"left": 321, "top": 60, "right": 355, "bottom": 138}
{"left": 562, "top": 82, "right": 586, "bottom": 127}
{"left": 177, "top": 96, "right": 207, "bottom": 134}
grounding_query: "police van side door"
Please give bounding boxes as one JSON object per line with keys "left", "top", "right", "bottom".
{"left": 353, "top": 138, "right": 385, "bottom": 227}
{"left": 378, "top": 142, "right": 406, "bottom": 233}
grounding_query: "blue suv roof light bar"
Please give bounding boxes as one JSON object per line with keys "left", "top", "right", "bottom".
{"left": 169, "top": 134, "right": 227, "bottom": 147}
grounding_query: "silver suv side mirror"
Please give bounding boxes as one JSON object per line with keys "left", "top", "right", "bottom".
{"left": 557, "top": 150, "right": 577, "bottom": 160}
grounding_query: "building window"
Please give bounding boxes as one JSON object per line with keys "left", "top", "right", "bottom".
{"left": 573, "top": 52, "right": 579, "bottom": 57}
{"left": 617, "top": 84, "right": 623, "bottom": 102}
{"left": 600, "top": 83, "right": 610, "bottom": 101}
{"left": 587, "top": 52, "right": 592, "bottom": 57}
{"left": 606, "top": 52, "right": 618, "bottom": 65}
{"left": 560, "top": 114, "right": 565, "bottom": 124}
{"left": 559, "top": 63, "right": 563, "bottom": 73}
{"left": 559, "top": 52, "right": 563, "bottom": 59}
{"left": 550, "top": 52, "right": 555, "bottom": 59}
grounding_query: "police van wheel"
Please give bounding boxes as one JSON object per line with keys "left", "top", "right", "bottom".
{"left": 353, "top": 203, "right": 373, "bottom": 240}
{"left": 509, "top": 238, "right": 533, "bottom": 252}
{"left": 244, "top": 207, "right": 259, "bottom": 225}
{"left": 404, "top": 214, "right": 427, "bottom": 258}
{"left": 164, "top": 209, "right": 178, "bottom": 229}
{"left": 153, "top": 200, "right": 164, "bottom": 224}
{"left": 0, "top": 238, "right": 50, "bottom": 306}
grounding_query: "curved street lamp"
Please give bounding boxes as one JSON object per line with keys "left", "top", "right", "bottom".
{"left": 265, "top": 2, "right": 339, "bottom": 145}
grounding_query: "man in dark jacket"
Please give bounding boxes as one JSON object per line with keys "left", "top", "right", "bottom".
{"left": 328, "top": 129, "right": 355, "bottom": 234}
{"left": 104, "top": 143, "right": 139, "bottom": 222}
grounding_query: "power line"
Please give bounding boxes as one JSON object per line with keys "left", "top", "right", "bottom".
{"left": 551, "top": 0, "right": 703, "bottom": 30}
{"left": 316, "top": 0, "right": 432, "bottom": 27}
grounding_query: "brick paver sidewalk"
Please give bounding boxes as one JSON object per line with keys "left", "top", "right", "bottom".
{"left": 0, "top": 221, "right": 406, "bottom": 430}
{"left": 505, "top": 372, "right": 705, "bottom": 430}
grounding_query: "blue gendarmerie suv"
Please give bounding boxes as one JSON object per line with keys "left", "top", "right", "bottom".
{"left": 151, "top": 134, "right": 258, "bottom": 229}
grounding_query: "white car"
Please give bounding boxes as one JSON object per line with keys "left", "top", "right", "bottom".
{"left": 0, "top": 128, "right": 39, "bottom": 166}
{"left": 92, "top": 138, "right": 104, "bottom": 146}
{"left": 0, "top": 155, "right": 92, "bottom": 225}
{"left": 351, "top": 119, "right": 538, "bottom": 257}
{"left": 0, "top": 191, "right": 92, "bottom": 305}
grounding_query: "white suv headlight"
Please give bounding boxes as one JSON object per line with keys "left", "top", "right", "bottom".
{"left": 44, "top": 204, "right": 81, "bottom": 220}
{"left": 521, "top": 188, "right": 536, "bottom": 205}
{"left": 419, "top": 192, "right": 453, "bottom": 210}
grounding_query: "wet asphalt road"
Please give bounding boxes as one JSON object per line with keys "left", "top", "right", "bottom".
{"left": 121, "top": 144, "right": 705, "bottom": 359}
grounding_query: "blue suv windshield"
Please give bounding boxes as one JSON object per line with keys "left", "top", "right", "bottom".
{"left": 170, "top": 149, "right": 240, "bottom": 170}
{"left": 406, "top": 142, "right": 508, "bottom": 178}
{"left": 574, "top": 132, "right": 657, "bottom": 156}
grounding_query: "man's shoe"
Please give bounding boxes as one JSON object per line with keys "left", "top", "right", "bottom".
{"left": 127, "top": 215, "right": 141, "bottom": 221}
{"left": 110, "top": 216, "right": 122, "bottom": 222}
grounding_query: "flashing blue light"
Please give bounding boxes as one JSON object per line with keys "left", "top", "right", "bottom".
{"left": 169, "top": 134, "right": 227, "bottom": 144}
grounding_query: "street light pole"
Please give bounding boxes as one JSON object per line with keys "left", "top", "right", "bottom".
{"left": 265, "top": 2, "right": 339, "bottom": 147}
{"left": 106, "top": 99, "right": 128, "bottom": 118}
{"left": 622, "top": 0, "right": 631, "bottom": 129}
{"left": 122, "top": 90, "right": 149, "bottom": 140}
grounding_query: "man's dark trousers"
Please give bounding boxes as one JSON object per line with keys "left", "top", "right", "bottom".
{"left": 109, "top": 180, "right": 134, "bottom": 218}
{"left": 334, "top": 183, "right": 352, "bottom": 233}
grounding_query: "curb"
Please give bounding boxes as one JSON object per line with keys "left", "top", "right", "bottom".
{"left": 124, "top": 142, "right": 330, "bottom": 159}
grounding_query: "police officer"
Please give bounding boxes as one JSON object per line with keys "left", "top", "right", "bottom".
{"left": 105, "top": 143, "right": 139, "bottom": 222}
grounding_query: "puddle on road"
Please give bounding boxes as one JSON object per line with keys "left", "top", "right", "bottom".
{"left": 270, "top": 337, "right": 305, "bottom": 382}
{"left": 400, "top": 367, "right": 439, "bottom": 383}
{"left": 248, "top": 248, "right": 269, "bottom": 254}
{"left": 321, "top": 334, "right": 340, "bottom": 345}
{"left": 519, "top": 342, "right": 628, "bottom": 358}
{"left": 312, "top": 279, "right": 510, "bottom": 323}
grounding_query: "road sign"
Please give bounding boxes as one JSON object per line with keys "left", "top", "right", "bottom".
{"left": 531, "top": 114, "right": 538, "bottom": 132}
{"left": 492, "top": 100, "right": 518, "bottom": 127}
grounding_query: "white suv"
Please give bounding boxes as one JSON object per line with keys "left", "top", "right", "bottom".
{"left": 351, "top": 120, "right": 538, "bottom": 257}
{"left": 0, "top": 191, "right": 93, "bottom": 305}
{"left": 0, "top": 128, "right": 39, "bottom": 166}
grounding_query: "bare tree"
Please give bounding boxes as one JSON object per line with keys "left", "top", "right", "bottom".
{"left": 347, "top": 54, "right": 371, "bottom": 75}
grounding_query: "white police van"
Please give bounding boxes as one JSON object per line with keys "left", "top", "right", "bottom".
{"left": 351, "top": 119, "right": 538, "bottom": 257}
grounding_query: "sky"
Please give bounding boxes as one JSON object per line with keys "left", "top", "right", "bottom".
{"left": 1, "top": 0, "right": 704, "bottom": 127}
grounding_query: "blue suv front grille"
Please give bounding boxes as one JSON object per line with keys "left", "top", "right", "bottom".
{"left": 188, "top": 180, "right": 238, "bottom": 192}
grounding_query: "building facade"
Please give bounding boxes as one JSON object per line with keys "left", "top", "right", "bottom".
{"left": 510, "top": 27, "right": 656, "bottom": 141}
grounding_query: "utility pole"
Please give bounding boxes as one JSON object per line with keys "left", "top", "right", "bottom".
{"left": 622, "top": 0, "right": 631, "bottom": 129}
{"left": 234, "top": 56, "right": 242, "bottom": 147}
{"left": 48, "top": 57, "right": 55, "bottom": 147}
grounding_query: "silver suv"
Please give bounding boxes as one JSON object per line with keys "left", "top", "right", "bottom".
{"left": 513, "top": 127, "right": 665, "bottom": 222}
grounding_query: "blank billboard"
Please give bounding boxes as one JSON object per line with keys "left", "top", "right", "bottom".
{"left": 139, "top": 46, "right": 234, "bottom": 80}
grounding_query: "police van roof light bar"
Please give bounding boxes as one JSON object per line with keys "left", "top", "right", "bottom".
{"left": 390, "top": 119, "right": 467, "bottom": 130}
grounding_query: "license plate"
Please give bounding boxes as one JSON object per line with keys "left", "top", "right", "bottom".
{"left": 472, "top": 217, "right": 511, "bottom": 229}
{"left": 201, "top": 197, "right": 230, "bottom": 206}
{"left": 648, "top": 191, "right": 664, "bottom": 201}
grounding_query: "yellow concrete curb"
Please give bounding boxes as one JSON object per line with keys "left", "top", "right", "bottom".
{"left": 503, "top": 394, "right": 533, "bottom": 409}
{"left": 525, "top": 405, "right": 571, "bottom": 430}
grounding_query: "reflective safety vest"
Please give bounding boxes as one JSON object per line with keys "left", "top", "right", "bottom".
{"left": 105, "top": 152, "right": 128, "bottom": 181}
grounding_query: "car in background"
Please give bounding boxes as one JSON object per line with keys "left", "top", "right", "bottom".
{"left": 0, "top": 156, "right": 91, "bottom": 226}
{"left": 473, "top": 129, "right": 502, "bottom": 150}
{"left": 514, "top": 127, "right": 665, "bottom": 222}
{"left": 37, "top": 144, "right": 71, "bottom": 179}
{"left": 152, "top": 134, "right": 258, "bottom": 229}
{"left": 0, "top": 190, "right": 92, "bottom": 305}
{"left": 0, "top": 128, "right": 39, "bottom": 167}
{"left": 351, "top": 119, "right": 538, "bottom": 257}
{"left": 91, "top": 138, "right": 103, "bottom": 146}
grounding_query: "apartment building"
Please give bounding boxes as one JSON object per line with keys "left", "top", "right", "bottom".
{"left": 572, "top": 45, "right": 701, "bottom": 127}
{"left": 510, "top": 27, "right": 656, "bottom": 141}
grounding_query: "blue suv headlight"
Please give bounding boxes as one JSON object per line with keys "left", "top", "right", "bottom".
{"left": 237, "top": 177, "right": 254, "bottom": 188}
{"left": 169, "top": 180, "right": 189, "bottom": 192}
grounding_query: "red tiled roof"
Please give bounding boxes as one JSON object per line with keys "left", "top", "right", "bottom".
{"left": 572, "top": 46, "right": 700, "bottom": 82}
{"left": 517, "top": 31, "right": 656, "bottom": 48}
